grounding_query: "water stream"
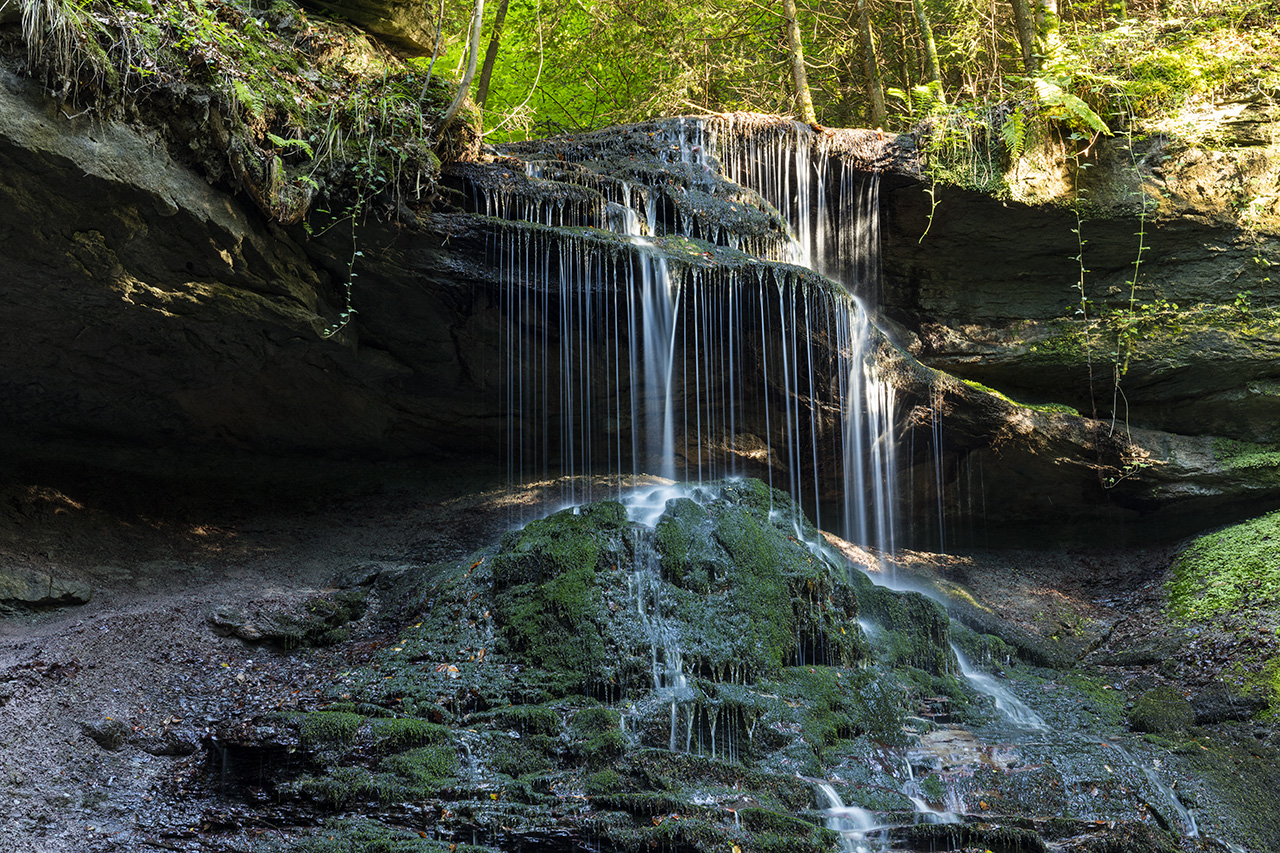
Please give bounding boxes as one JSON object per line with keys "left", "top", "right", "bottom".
{"left": 473, "top": 119, "right": 1233, "bottom": 850}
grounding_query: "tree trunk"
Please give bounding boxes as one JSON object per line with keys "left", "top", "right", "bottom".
{"left": 1036, "top": 0, "right": 1060, "bottom": 59}
{"left": 857, "top": 0, "right": 886, "bottom": 127}
{"left": 475, "top": 0, "right": 509, "bottom": 113}
{"left": 439, "top": 0, "right": 485, "bottom": 135}
{"left": 781, "top": 0, "right": 817, "bottom": 124}
{"left": 912, "top": 0, "right": 943, "bottom": 97}
{"left": 1009, "top": 0, "right": 1038, "bottom": 74}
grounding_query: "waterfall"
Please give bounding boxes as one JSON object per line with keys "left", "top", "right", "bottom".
{"left": 952, "top": 645, "right": 1050, "bottom": 733}
{"left": 485, "top": 116, "right": 898, "bottom": 552}
{"left": 808, "top": 778, "right": 885, "bottom": 853}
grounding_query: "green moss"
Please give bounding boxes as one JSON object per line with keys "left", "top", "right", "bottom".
{"left": 1167, "top": 510, "right": 1280, "bottom": 622}
{"left": 654, "top": 498, "right": 716, "bottom": 594}
{"left": 474, "top": 704, "right": 561, "bottom": 736}
{"left": 853, "top": 576, "right": 954, "bottom": 676}
{"left": 489, "top": 734, "right": 558, "bottom": 777}
{"left": 1129, "top": 686, "right": 1195, "bottom": 734}
{"left": 572, "top": 706, "right": 621, "bottom": 735}
{"left": 960, "top": 378, "right": 1079, "bottom": 415}
{"left": 1172, "top": 732, "right": 1280, "bottom": 850}
{"left": 299, "top": 711, "right": 365, "bottom": 746}
{"left": 490, "top": 503, "right": 632, "bottom": 695}
{"left": 1061, "top": 672, "right": 1128, "bottom": 727}
{"left": 368, "top": 717, "right": 450, "bottom": 751}
{"left": 584, "top": 768, "right": 627, "bottom": 795}
{"left": 1212, "top": 438, "right": 1280, "bottom": 471}
{"left": 378, "top": 745, "right": 458, "bottom": 794}
{"left": 264, "top": 817, "right": 482, "bottom": 852}
{"left": 289, "top": 765, "right": 401, "bottom": 807}
{"left": 951, "top": 624, "right": 1015, "bottom": 669}
{"left": 578, "top": 729, "right": 626, "bottom": 768}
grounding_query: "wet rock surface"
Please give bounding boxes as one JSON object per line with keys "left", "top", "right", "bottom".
{"left": 0, "top": 450, "right": 1277, "bottom": 852}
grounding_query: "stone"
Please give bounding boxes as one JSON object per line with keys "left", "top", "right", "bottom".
{"left": 297, "top": 0, "right": 437, "bottom": 53}
{"left": 208, "top": 591, "right": 369, "bottom": 648}
{"left": 135, "top": 728, "right": 200, "bottom": 757}
{"left": 1129, "top": 685, "right": 1195, "bottom": 733}
{"left": 0, "top": 566, "right": 91, "bottom": 611}
{"left": 1192, "top": 683, "right": 1268, "bottom": 724}
{"left": 81, "top": 718, "right": 131, "bottom": 751}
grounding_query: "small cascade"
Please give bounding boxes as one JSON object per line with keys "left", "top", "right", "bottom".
{"left": 808, "top": 778, "right": 886, "bottom": 853}
{"left": 624, "top": 490, "right": 695, "bottom": 752}
{"left": 1100, "top": 739, "right": 1200, "bottom": 838}
{"left": 952, "top": 645, "right": 1050, "bottom": 733}
{"left": 898, "top": 750, "right": 964, "bottom": 825}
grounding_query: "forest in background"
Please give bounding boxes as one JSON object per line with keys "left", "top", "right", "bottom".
{"left": 6, "top": 0, "right": 1277, "bottom": 234}
{"left": 442, "top": 0, "right": 1280, "bottom": 148}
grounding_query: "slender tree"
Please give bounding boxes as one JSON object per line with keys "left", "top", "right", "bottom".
{"left": 857, "top": 0, "right": 886, "bottom": 126}
{"left": 439, "top": 0, "right": 485, "bottom": 133}
{"left": 475, "top": 0, "right": 509, "bottom": 114}
{"left": 1010, "top": 0, "right": 1039, "bottom": 73}
{"left": 912, "top": 0, "right": 943, "bottom": 97}
{"left": 781, "top": 0, "right": 817, "bottom": 124}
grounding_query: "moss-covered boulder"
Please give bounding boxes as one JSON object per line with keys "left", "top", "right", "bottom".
{"left": 852, "top": 570, "right": 955, "bottom": 676}
{"left": 654, "top": 481, "right": 866, "bottom": 681}
{"left": 490, "top": 500, "right": 638, "bottom": 698}
{"left": 1129, "top": 686, "right": 1195, "bottom": 734}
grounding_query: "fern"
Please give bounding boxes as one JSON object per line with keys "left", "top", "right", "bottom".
{"left": 1031, "top": 78, "right": 1112, "bottom": 136}
{"left": 1000, "top": 106, "right": 1026, "bottom": 161}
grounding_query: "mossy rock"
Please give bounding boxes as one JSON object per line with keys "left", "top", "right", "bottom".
{"left": 471, "top": 704, "right": 562, "bottom": 737}
{"left": 571, "top": 705, "right": 621, "bottom": 735}
{"left": 1168, "top": 509, "right": 1280, "bottom": 623}
{"left": 490, "top": 501, "right": 636, "bottom": 697}
{"left": 1171, "top": 732, "right": 1280, "bottom": 849}
{"left": 368, "top": 717, "right": 450, "bottom": 751}
{"left": 852, "top": 572, "right": 954, "bottom": 676}
{"left": 377, "top": 744, "right": 458, "bottom": 795}
{"left": 270, "top": 816, "right": 491, "bottom": 852}
{"left": 1129, "top": 686, "right": 1195, "bottom": 734}
{"left": 584, "top": 768, "right": 628, "bottom": 795}
{"left": 654, "top": 482, "right": 864, "bottom": 682}
{"left": 298, "top": 711, "right": 366, "bottom": 747}
{"left": 489, "top": 733, "right": 560, "bottom": 778}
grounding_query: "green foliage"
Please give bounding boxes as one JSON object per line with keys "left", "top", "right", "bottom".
{"left": 17, "top": 0, "right": 450, "bottom": 231}
{"left": 1029, "top": 76, "right": 1113, "bottom": 136}
{"left": 1213, "top": 438, "right": 1280, "bottom": 471}
{"left": 1168, "top": 510, "right": 1280, "bottom": 622}
{"left": 584, "top": 768, "right": 626, "bottom": 795}
{"left": 960, "top": 379, "right": 1079, "bottom": 415}
{"left": 368, "top": 717, "right": 450, "bottom": 751}
{"left": 379, "top": 745, "right": 458, "bottom": 792}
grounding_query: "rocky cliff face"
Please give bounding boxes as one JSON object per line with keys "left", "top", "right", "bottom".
{"left": 876, "top": 117, "right": 1280, "bottom": 543}
{"left": 3, "top": 43, "right": 1279, "bottom": 543}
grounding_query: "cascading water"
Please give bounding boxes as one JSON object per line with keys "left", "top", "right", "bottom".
{"left": 952, "top": 645, "right": 1050, "bottom": 733}
{"left": 809, "top": 778, "right": 886, "bottom": 853}
{"left": 484, "top": 116, "right": 900, "bottom": 551}
{"left": 478, "top": 118, "right": 914, "bottom": 840}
